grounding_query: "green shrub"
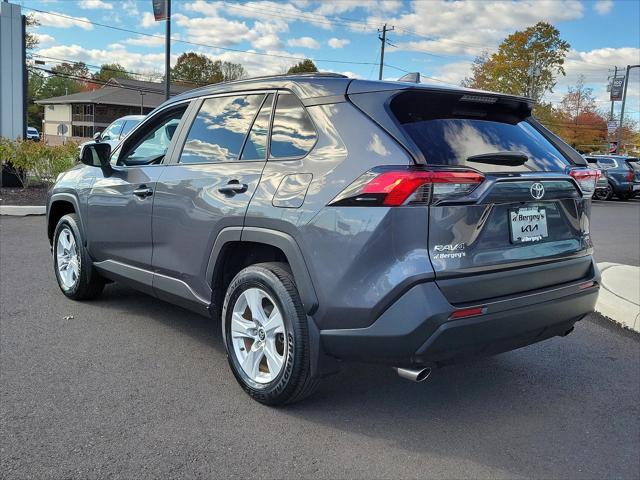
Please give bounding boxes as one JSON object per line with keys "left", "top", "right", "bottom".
{"left": 0, "top": 138, "right": 78, "bottom": 188}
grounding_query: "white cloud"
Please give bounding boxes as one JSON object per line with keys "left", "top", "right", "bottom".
{"left": 124, "top": 35, "right": 168, "bottom": 48}
{"left": 288, "top": 36, "right": 320, "bottom": 49}
{"left": 371, "top": 0, "right": 584, "bottom": 57}
{"left": 140, "top": 11, "right": 158, "bottom": 28}
{"left": 32, "top": 11, "right": 94, "bottom": 30}
{"left": 594, "top": 0, "right": 614, "bottom": 15}
{"left": 328, "top": 37, "right": 350, "bottom": 49}
{"left": 37, "top": 43, "right": 175, "bottom": 72}
{"left": 33, "top": 33, "right": 55, "bottom": 45}
{"left": 78, "top": 0, "right": 113, "bottom": 10}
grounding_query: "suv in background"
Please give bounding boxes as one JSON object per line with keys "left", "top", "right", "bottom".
{"left": 47, "top": 74, "right": 600, "bottom": 405}
{"left": 584, "top": 155, "right": 640, "bottom": 200}
{"left": 26, "top": 127, "right": 40, "bottom": 141}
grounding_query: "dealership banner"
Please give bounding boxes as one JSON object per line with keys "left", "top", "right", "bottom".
{"left": 152, "top": 0, "right": 168, "bottom": 21}
{"left": 610, "top": 77, "right": 625, "bottom": 101}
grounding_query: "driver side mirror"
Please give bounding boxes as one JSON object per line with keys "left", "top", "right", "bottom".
{"left": 93, "top": 131, "right": 102, "bottom": 141}
{"left": 81, "top": 142, "right": 112, "bottom": 175}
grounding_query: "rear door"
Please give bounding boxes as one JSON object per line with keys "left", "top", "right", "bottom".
{"left": 387, "top": 90, "right": 594, "bottom": 302}
{"left": 151, "top": 92, "right": 274, "bottom": 302}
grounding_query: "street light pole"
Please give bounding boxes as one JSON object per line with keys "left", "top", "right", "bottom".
{"left": 616, "top": 64, "right": 640, "bottom": 152}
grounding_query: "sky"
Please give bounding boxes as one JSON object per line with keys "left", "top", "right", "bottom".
{"left": 16, "top": 0, "right": 640, "bottom": 122}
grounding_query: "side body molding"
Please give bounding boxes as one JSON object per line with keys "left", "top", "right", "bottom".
{"left": 206, "top": 226, "right": 319, "bottom": 315}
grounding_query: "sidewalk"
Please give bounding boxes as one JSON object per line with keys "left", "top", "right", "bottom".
{"left": 596, "top": 262, "right": 640, "bottom": 333}
{"left": 0, "top": 205, "right": 45, "bottom": 216}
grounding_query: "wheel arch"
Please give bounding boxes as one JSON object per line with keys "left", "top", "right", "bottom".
{"left": 207, "top": 227, "right": 319, "bottom": 317}
{"left": 47, "top": 194, "right": 82, "bottom": 245}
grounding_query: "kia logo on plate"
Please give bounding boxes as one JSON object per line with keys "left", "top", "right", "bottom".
{"left": 530, "top": 182, "right": 545, "bottom": 200}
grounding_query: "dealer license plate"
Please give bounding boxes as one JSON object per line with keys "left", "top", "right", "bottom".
{"left": 510, "top": 207, "right": 548, "bottom": 243}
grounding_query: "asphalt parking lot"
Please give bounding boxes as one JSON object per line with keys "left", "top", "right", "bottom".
{"left": 1, "top": 201, "right": 639, "bottom": 479}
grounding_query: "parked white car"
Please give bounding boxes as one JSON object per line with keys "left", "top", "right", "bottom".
{"left": 26, "top": 127, "right": 40, "bottom": 141}
{"left": 79, "top": 115, "right": 145, "bottom": 157}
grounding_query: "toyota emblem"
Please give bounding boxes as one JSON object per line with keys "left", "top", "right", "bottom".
{"left": 530, "top": 182, "right": 545, "bottom": 200}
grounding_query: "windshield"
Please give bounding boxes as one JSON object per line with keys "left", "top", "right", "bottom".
{"left": 390, "top": 91, "right": 570, "bottom": 173}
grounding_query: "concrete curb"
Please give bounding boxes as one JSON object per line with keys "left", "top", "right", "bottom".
{"left": 596, "top": 262, "right": 640, "bottom": 333}
{"left": 0, "top": 205, "right": 46, "bottom": 216}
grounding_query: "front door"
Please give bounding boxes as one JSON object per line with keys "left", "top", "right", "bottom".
{"left": 151, "top": 92, "right": 274, "bottom": 302}
{"left": 86, "top": 105, "right": 189, "bottom": 271}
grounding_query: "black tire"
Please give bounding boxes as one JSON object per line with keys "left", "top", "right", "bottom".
{"left": 222, "top": 262, "right": 319, "bottom": 405}
{"left": 616, "top": 191, "right": 632, "bottom": 201}
{"left": 594, "top": 183, "right": 613, "bottom": 201}
{"left": 53, "top": 213, "right": 104, "bottom": 300}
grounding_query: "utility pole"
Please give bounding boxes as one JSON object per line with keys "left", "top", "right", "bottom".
{"left": 616, "top": 64, "right": 640, "bottom": 152}
{"left": 164, "top": 0, "right": 171, "bottom": 100}
{"left": 609, "top": 66, "right": 618, "bottom": 121}
{"left": 378, "top": 24, "right": 394, "bottom": 80}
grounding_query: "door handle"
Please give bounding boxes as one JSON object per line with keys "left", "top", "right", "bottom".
{"left": 218, "top": 180, "right": 248, "bottom": 195}
{"left": 133, "top": 186, "right": 153, "bottom": 198}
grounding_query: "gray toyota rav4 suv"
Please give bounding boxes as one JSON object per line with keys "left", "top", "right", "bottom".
{"left": 47, "top": 73, "right": 600, "bottom": 404}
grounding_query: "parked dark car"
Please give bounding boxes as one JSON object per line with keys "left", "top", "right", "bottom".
{"left": 46, "top": 74, "right": 600, "bottom": 404}
{"left": 584, "top": 155, "right": 640, "bottom": 200}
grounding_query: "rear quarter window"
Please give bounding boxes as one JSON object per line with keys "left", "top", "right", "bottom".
{"left": 390, "top": 90, "right": 570, "bottom": 173}
{"left": 269, "top": 93, "right": 317, "bottom": 159}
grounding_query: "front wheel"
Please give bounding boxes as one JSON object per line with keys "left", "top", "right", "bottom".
{"left": 594, "top": 183, "right": 613, "bottom": 201}
{"left": 222, "top": 262, "right": 318, "bottom": 405}
{"left": 53, "top": 214, "right": 104, "bottom": 300}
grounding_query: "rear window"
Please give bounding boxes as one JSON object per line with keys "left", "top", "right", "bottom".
{"left": 390, "top": 91, "right": 570, "bottom": 172}
{"left": 625, "top": 159, "right": 640, "bottom": 171}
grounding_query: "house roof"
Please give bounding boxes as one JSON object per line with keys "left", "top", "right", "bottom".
{"left": 35, "top": 78, "right": 193, "bottom": 108}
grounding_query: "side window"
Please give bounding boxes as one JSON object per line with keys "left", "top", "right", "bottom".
{"left": 180, "top": 94, "right": 264, "bottom": 164}
{"left": 240, "top": 94, "right": 274, "bottom": 161}
{"left": 270, "top": 93, "right": 316, "bottom": 159}
{"left": 597, "top": 158, "right": 616, "bottom": 170}
{"left": 117, "top": 107, "right": 186, "bottom": 166}
{"left": 101, "top": 120, "right": 124, "bottom": 141}
{"left": 120, "top": 120, "right": 138, "bottom": 138}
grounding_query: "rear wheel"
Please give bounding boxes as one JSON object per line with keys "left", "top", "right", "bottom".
{"left": 222, "top": 262, "right": 318, "bottom": 405}
{"left": 594, "top": 183, "right": 613, "bottom": 201}
{"left": 53, "top": 214, "right": 104, "bottom": 300}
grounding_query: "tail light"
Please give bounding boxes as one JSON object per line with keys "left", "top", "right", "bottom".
{"left": 626, "top": 169, "right": 634, "bottom": 182}
{"left": 329, "top": 167, "right": 484, "bottom": 206}
{"left": 569, "top": 168, "right": 600, "bottom": 197}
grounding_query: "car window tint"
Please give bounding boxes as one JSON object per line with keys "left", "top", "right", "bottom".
{"left": 180, "top": 94, "right": 264, "bottom": 164}
{"left": 270, "top": 93, "right": 316, "bottom": 159}
{"left": 389, "top": 90, "right": 571, "bottom": 172}
{"left": 101, "top": 120, "right": 124, "bottom": 140}
{"left": 120, "top": 120, "right": 139, "bottom": 137}
{"left": 240, "top": 94, "right": 273, "bottom": 161}
{"left": 119, "top": 109, "right": 185, "bottom": 166}
{"left": 597, "top": 158, "right": 617, "bottom": 169}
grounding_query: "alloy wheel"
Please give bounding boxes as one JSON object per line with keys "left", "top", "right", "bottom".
{"left": 56, "top": 227, "right": 80, "bottom": 290}
{"left": 230, "top": 287, "right": 287, "bottom": 384}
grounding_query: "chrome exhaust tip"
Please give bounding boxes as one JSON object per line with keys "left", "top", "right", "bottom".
{"left": 394, "top": 367, "right": 431, "bottom": 382}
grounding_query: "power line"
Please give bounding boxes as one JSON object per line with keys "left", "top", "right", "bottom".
{"left": 24, "top": 6, "right": 381, "bottom": 68}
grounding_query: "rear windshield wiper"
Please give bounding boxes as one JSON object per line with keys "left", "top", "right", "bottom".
{"left": 466, "top": 151, "right": 528, "bottom": 166}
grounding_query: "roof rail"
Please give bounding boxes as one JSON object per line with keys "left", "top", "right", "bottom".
{"left": 177, "top": 71, "right": 349, "bottom": 95}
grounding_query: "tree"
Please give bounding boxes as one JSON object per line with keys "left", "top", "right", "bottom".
{"left": 27, "top": 69, "right": 46, "bottom": 128}
{"left": 93, "top": 63, "right": 133, "bottom": 83}
{"left": 171, "top": 52, "right": 246, "bottom": 85}
{"left": 555, "top": 76, "right": 607, "bottom": 152}
{"left": 287, "top": 59, "right": 318, "bottom": 74}
{"left": 25, "top": 13, "right": 39, "bottom": 53}
{"left": 462, "top": 22, "right": 570, "bottom": 101}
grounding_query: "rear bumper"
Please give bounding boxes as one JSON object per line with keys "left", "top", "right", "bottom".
{"left": 320, "top": 260, "right": 599, "bottom": 367}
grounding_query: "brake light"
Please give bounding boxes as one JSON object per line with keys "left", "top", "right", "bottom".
{"left": 450, "top": 306, "right": 485, "bottom": 319}
{"left": 626, "top": 169, "right": 634, "bottom": 182}
{"left": 329, "top": 168, "right": 484, "bottom": 206}
{"left": 569, "top": 168, "right": 599, "bottom": 196}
